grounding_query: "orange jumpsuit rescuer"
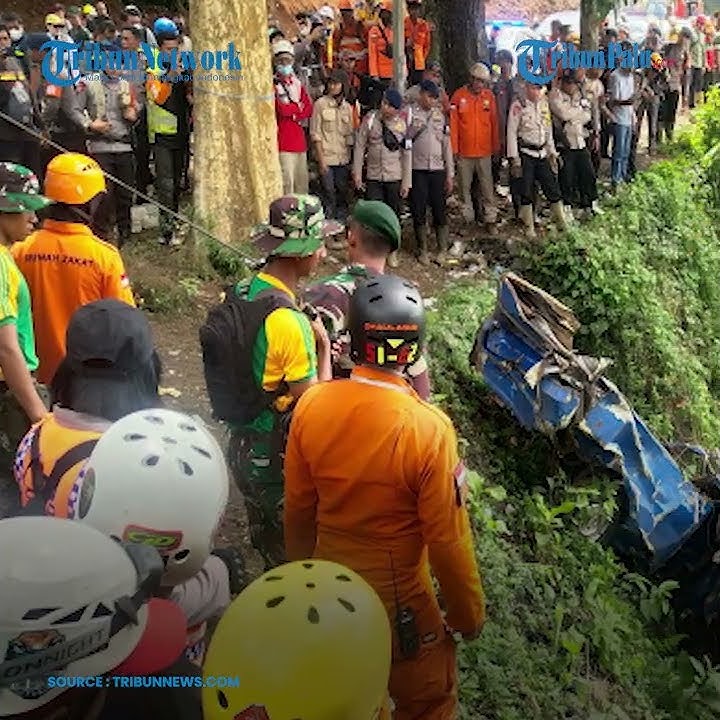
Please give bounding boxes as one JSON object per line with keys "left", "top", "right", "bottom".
{"left": 284, "top": 273, "right": 485, "bottom": 720}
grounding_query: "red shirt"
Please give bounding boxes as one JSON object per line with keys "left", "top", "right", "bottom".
{"left": 275, "top": 77, "right": 313, "bottom": 153}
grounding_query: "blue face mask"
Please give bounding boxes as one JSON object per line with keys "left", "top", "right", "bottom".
{"left": 277, "top": 64, "right": 294, "bottom": 77}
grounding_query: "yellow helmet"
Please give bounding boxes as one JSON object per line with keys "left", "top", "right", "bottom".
{"left": 202, "top": 560, "right": 391, "bottom": 720}
{"left": 44, "top": 153, "right": 106, "bottom": 205}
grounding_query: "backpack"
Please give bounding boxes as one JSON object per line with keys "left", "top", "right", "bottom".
{"left": 199, "top": 286, "right": 296, "bottom": 425}
{"left": 17, "top": 430, "right": 99, "bottom": 516}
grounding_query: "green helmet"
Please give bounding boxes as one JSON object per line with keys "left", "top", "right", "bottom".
{"left": 0, "top": 163, "right": 53, "bottom": 214}
{"left": 254, "top": 194, "right": 340, "bottom": 258}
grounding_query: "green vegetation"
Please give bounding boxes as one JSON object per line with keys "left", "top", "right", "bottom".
{"left": 427, "top": 90, "right": 720, "bottom": 718}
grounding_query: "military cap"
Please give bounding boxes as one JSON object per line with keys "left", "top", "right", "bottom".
{"left": 351, "top": 200, "right": 401, "bottom": 251}
{"left": 254, "top": 194, "right": 339, "bottom": 258}
{"left": 0, "top": 163, "right": 53, "bottom": 214}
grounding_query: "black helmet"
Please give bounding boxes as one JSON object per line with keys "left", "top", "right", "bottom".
{"left": 349, "top": 275, "right": 425, "bottom": 368}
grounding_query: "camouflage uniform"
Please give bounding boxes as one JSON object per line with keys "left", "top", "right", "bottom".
{"left": 304, "top": 264, "right": 432, "bottom": 397}
{"left": 226, "top": 194, "right": 334, "bottom": 570}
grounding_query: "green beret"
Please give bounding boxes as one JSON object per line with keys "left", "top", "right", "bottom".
{"left": 351, "top": 200, "right": 401, "bottom": 252}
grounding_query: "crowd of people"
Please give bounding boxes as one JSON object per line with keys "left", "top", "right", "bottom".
{"left": 0, "top": 2, "right": 191, "bottom": 248}
{"left": 0, "top": 2, "right": 718, "bottom": 719}
{"left": 269, "top": 2, "right": 720, "bottom": 245}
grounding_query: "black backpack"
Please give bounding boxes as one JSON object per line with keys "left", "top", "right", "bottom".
{"left": 199, "top": 286, "right": 296, "bottom": 425}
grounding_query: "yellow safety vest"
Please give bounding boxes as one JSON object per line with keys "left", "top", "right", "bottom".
{"left": 146, "top": 47, "right": 178, "bottom": 141}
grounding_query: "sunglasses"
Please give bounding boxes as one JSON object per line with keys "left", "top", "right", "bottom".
{"left": 51, "top": 24, "right": 65, "bottom": 28}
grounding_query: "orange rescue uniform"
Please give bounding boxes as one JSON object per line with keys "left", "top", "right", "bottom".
{"left": 404, "top": 16, "right": 432, "bottom": 72}
{"left": 284, "top": 365, "right": 485, "bottom": 720}
{"left": 12, "top": 220, "right": 136, "bottom": 384}
{"left": 334, "top": 20, "right": 369, "bottom": 75}
{"left": 449, "top": 86, "right": 500, "bottom": 158}
{"left": 368, "top": 24, "right": 395, "bottom": 79}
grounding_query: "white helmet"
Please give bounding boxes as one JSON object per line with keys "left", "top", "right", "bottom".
{"left": 69, "top": 409, "right": 229, "bottom": 587}
{"left": 0, "top": 517, "right": 163, "bottom": 716}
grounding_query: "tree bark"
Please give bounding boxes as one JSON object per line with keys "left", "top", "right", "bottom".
{"left": 426, "top": 0, "right": 487, "bottom": 94}
{"left": 581, "top": 0, "right": 615, "bottom": 51}
{"left": 190, "top": 0, "right": 282, "bottom": 246}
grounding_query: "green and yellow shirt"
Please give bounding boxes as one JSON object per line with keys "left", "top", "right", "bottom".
{"left": 239, "top": 272, "right": 317, "bottom": 434}
{"left": 0, "top": 246, "right": 38, "bottom": 376}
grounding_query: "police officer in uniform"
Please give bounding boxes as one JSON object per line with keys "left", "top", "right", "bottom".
{"left": 407, "top": 79, "right": 453, "bottom": 265}
{"left": 506, "top": 77, "right": 568, "bottom": 238}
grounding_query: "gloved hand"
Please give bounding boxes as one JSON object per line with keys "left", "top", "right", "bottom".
{"left": 211, "top": 547, "right": 248, "bottom": 595}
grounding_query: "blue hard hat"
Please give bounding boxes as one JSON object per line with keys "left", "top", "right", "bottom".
{"left": 153, "top": 17, "right": 178, "bottom": 37}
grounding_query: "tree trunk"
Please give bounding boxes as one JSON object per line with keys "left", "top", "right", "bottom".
{"left": 190, "top": 0, "right": 281, "bottom": 246}
{"left": 427, "top": 0, "right": 486, "bottom": 94}
{"left": 581, "top": 0, "right": 615, "bottom": 51}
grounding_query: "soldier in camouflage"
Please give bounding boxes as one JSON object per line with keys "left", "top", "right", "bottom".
{"left": 0, "top": 163, "right": 51, "bottom": 506}
{"left": 303, "top": 199, "right": 432, "bottom": 399}
{"left": 227, "top": 194, "right": 335, "bottom": 570}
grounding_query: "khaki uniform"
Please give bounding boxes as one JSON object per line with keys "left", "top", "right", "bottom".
{"left": 353, "top": 110, "right": 411, "bottom": 218}
{"left": 548, "top": 88, "right": 598, "bottom": 210}
{"left": 506, "top": 95, "right": 562, "bottom": 213}
{"left": 407, "top": 104, "right": 453, "bottom": 254}
{"left": 353, "top": 111, "right": 412, "bottom": 187}
{"left": 310, "top": 95, "right": 355, "bottom": 167}
{"left": 407, "top": 104, "right": 454, "bottom": 175}
{"left": 548, "top": 88, "right": 591, "bottom": 150}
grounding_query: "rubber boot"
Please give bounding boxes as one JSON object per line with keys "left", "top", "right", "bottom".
{"left": 550, "top": 201, "right": 569, "bottom": 231}
{"left": 387, "top": 250, "right": 399, "bottom": 268}
{"left": 518, "top": 204, "right": 536, "bottom": 239}
{"left": 415, "top": 225, "right": 430, "bottom": 265}
{"left": 436, "top": 225, "right": 450, "bottom": 265}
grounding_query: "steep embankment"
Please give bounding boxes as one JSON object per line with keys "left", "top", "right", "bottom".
{"left": 429, "top": 90, "right": 720, "bottom": 719}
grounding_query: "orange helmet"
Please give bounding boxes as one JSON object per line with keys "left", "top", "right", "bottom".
{"left": 44, "top": 153, "right": 106, "bottom": 205}
{"left": 338, "top": 0, "right": 354, "bottom": 9}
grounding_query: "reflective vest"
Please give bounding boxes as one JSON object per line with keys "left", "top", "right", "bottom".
{"left": 146, "top": 46, "right": 178, "bottom": 141}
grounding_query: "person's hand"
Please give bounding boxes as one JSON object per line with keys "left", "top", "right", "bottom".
{"left": 510, "top": 158, "right": 522, "bottom": 179}
{"left": 89, "top": 118, "right": 110, "bottom": 133}
{"left": 319, "top": 161, "right": 329, "bottom": 177}
{"left": 462, "top": 627, "right": 483, "bottom": 642}
{"left": 548, "top": 154, "right": 559, "bottom": 174}
{"left": 309, "top": 314, "right": 330, "bottom": 349}
{"left": 400, "top": 185, "right": 409, "bottom": 199}
{"left": 353, "top": 173, "right": 365, "bottom": 191}
{"left": 445, "top": 175, "right": 454, "bottom": 195}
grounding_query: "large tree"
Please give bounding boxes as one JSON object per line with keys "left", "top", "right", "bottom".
{"left": 426, "top": 0, "right": 487, "bottom": 93}
{"left": 190, "top": 0, "right": 281, "bottom": 244}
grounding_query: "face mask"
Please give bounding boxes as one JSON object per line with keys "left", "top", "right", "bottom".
{"left": 9, "top": 28, "right": 22, "bottom": 42}
{"left": 133, "top": 22, "right": 142, "bottom": 29}
{"left": 277, "top": 64, "right": 294, "bottom": 77}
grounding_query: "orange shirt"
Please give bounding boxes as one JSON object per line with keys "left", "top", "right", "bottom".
{"left": 12, "top": 220, "right": 136, "bottom": 384}
{"left": 284, "top": 365, "right": 485, "bottom": 647}
{"left": 404, "top": 17, "right": 431, "bottom": 71}
{"left": 368, "top": 25, "right": 395, "bottom": 79}
{"left": 449, "top": 86, "right": 500, "bottom": 158}
{"left": 334, "top": 20, "right": 369, "bottom": 75}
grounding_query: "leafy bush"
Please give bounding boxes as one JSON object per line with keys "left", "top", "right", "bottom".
{"left": 428, "top": 193, "right": 720, "bottom": 718}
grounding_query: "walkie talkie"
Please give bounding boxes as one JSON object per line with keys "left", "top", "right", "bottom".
{"left": 389, "top": 551, "right": 420, "bottom": 658}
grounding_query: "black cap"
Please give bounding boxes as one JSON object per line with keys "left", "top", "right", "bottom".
{"left": 66, "top": 299, "right": 154, "bottom": 375}
{"left": 419, "top": 79, "right": 440, "bottom": 98}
